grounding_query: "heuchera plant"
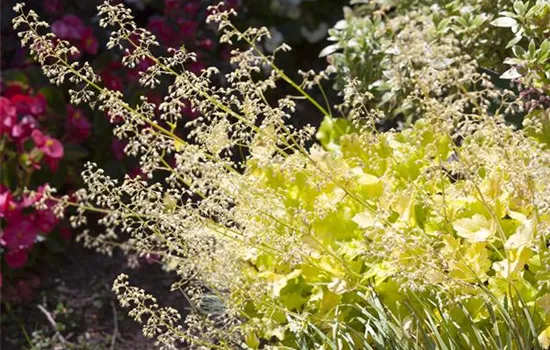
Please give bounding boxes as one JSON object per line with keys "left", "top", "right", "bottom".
{"left": 10, "top": 1, "right": 550, "bottom": 349}
{"left": 0, "top": 0, "right": 241, "bottom": 299}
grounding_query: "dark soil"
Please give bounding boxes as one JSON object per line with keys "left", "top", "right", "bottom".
{"left": 1, "top": 242, "right": 187, "bottom": 350}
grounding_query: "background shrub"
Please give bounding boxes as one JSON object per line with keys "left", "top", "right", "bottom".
{"left": 322, "top": 0, "right": 549, "bottom": 126}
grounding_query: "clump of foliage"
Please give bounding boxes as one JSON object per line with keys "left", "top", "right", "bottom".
{"left": 322, "top": 0, "right": 549, "bottom": 124}
{"left": 11, "top": 1, "right": 550, "bottom": 350}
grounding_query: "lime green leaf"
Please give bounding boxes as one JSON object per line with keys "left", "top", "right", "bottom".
{"left": 538, "top": 325, "right": 550, "bottom": 349}
{"left": 492, "top": 247, "right": 533, "bottom": 278}
{"left": 453, "top": 214, "right": 493, "bottom": 242}
{"left": 504, "top": 216, "right": 536, "bottom": 249}
{"left": 352, "top": 210, "right": 381, "bottom": 229}
{"left": 449, "top": 243, "right": 492, "bottom": 282}
{"left": 327, "top": 278, "right": 349, "bottom": 294}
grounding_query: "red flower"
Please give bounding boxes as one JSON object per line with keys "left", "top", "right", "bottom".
{"left": 128, "top": 167, "right": 145, "bottom": 179}
{"left": 111, "top": 137, "right": 127, "bottom": 161}
{"left": 187, "top": 60, "right": 205, "bottom": 75}
{"left": 81, "top": 27, "right": 99, "bottom": 55}
{"left": 1, "top": 215, "right": 37, "bottom": 249}
{"left": 59, "top": 226, "right": 72, "bottom": 241}
{"left": 177, "top": 19, "right": 198, "bottom": 40}
{"left": 147, "top": 17, "right": 177, "bottom": 46}
{"left": 65, "top": 106, "right": 91, "bottom": 143}
{"left": 34, "top": 208, "right": 59, "bottom": 235}
{"left": 128, "top": 57, "right": 155, "bottom": 82}
{"left": 51, "top": 15, "right": 98, "bottom": 56}
{"left": 101, "top": 71, "right": 124, "bottom": 91}
{"left": 51, "top": 15, "right": 85, "bottom": 40}
{"left": 164, "top": 0, "right": 180, "bottom": 14}
{"left": 10, "top": 94, "right": 46, "bottom": 116}
{"left": 224, "top": 0, "right": 241, "bottom": 9}
{"left": 5, "top": 248, "right": 29, "bottom": 269}
{"left": 43, "top": 0, "right": 63, "bottom": 15}
{"left": 2, "top": 83, "right": 26, "bottom": 98}
{"left": 183, "top": 1, "right": 201, "bottom": 16}
{"left": 0, "top": 97, "right": 17, "bottom": 136}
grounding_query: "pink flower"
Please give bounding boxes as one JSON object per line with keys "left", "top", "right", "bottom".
{"left": 1, "top": 215, "right": 37, "bottom": 249}
{"left": 19, "top": 188, "right": 42, "bottom": 209}
{"left": 0, "top": 97, "right": 17, "bottom": 136}
{"left": 65, "top": 106, "right": 91, "bottom": 143}
{"left": 111, "top": 137, "right": 127, "bottom": 161}
{"left": 51, "top": 15, "right": 85, "bottom": 40}
{"left": 199, "top": 38, "right": 215, "bottom": 51}
{"left": 0, "top": 191, "right": 11, "bottom": 217}
{"left": 31, "top": 129, "right": 64, "bottom": 159}
{"left": 5, "top": 248, "right": 29, "bottom": 269}
{"left": 81, "top": 27, "right": 99, "bottom": 55}
{"left": 31, "top": 130, "right": 64, "bottom": 172}
{"left": 11, "top": 115, "right": 38, "bottom": 142}
{"left": 0, "top": 188, "right": 19, "bottom": 220}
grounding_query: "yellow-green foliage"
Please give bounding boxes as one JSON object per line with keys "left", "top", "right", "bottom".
{"left": 12, "top": 1, "right": 550, "bottom": 349}
{"left": 237, "top": 116, "right": 550, "bottom": 348}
